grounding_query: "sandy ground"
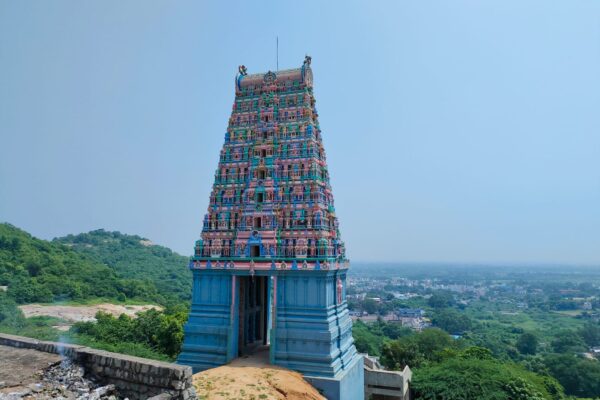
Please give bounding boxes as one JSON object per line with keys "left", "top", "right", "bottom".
{"left": 193, "top": 349, "right": 326, "bottom": 400}
{"left": 0, "top": 344, "right": 61, "bottom": 394}
{"left": 18, "top": 303, "right": 162, "bottom": 328}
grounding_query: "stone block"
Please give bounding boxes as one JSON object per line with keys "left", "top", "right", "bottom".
{"left": 171, "top": 380, "right": 185, "bottom": 390}
{"left": 147, "top": 393, "right": 172, "bottom": 400}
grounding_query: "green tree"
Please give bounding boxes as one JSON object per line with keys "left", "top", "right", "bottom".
{"left": 0, "top": 292, "right": 25, "bottom": 327}
{"left": 427, "top": 291, "right": 455, "bottom": 309}
{"left": 578, "top": 321, "right": 600, "bottom": 347}
{"left": 379, "top": 328, "right": 454, "bottom": 370}
{"left": 351, "top": 320, "right": 385, "bottom": 356}
{"left": 380, "top": 340, "right": 424, "bottom": 370}
{"left": 517, "top": 332, "right": 539, "bottom": 355}
{"left": 381, "top": 323, "right": 412, "bottom": 340}
{"left": 363, "top": 298, "right": 378, "bottom": 314}
{"left": 431, "top": 308, "right": 472, "bottom": 334}
{"left": 551, "top": 330, "right": 587, "bottom": 353}
{"left": 459, "top": 346, "right": 494, "bottom": 360}
{"left": 413, "top": 328, "right": 454, "bottom": 356}
{"left": 413, "top": 357, "right": 564, "bottom": 400}
{"left": 544, "top": 354, "right": 600, "bottom": 398}
{"left": 504, "top": 378, "right": 547, "bottom": 400}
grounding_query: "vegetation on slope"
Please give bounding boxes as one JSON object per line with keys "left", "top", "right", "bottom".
{"left": 55, "top": 230, "right": 191, "bottom": 303}
{"left": 0, "top": 223, "right": 167, "bottom": 304}
{"left": 0, "top": 223, "right": 191, "bottom": 360}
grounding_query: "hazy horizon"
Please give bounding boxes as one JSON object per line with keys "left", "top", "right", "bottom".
{"left": 1, "top": 1, "right": 599, "bottom": 264}
{"left": 3, "top": 221, "right": 599, "bottom": 268}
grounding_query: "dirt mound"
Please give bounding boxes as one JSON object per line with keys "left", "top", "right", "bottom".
{"left": 193, "top": 358, "right": 325, "bottom": 400}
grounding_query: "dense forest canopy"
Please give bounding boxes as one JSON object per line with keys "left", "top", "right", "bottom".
{"left": 55, "top": 229, "right": 191, "bottom": 303}
{"left": 0, "top": 223, "right": 154, "bottom": 304}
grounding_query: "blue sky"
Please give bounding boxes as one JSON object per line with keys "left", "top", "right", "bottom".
{"left": 1, "top": 1, "right": 599, "bottom": 264}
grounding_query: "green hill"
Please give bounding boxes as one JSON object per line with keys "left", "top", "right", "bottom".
{"left": 0, "top": 223, "right": 166, "bottom": 304}
{"left": 0, "top": 223, "right": 191, "bottom": 360}
{"left": 54, "top": 230, "right": 191, "bottom": 302}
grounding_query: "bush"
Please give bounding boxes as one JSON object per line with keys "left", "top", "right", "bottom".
{"left": 413, "top": 357, "right": 564, "bottom": 400}
{"left": 71, "top": 308, "right": 185, "bottom": 358}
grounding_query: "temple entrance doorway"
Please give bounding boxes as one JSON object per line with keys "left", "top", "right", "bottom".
{"left": 238, "top": 276, "right": 269, "bottom": 357}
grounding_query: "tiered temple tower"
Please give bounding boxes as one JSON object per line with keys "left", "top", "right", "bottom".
{"left": 178, "top": 57, "right": 363, "bottom": 400}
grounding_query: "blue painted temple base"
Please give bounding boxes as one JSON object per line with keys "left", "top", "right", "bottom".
{"left": 304, "top": 355, "right": 364, "bottom": 400}
{"left": 177, "top": 268, "right": 364, "bottom": 400}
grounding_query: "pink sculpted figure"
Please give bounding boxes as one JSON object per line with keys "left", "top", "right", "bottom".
{"left": 337, "top": 277, "right": 343, "bottom": 304}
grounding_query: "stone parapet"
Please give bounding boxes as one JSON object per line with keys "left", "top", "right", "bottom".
{"left": 0, "top": 333, "right": 195, "bottom": 400}
{"left": 364, "top": 362, "right": 412, "bottom": 400}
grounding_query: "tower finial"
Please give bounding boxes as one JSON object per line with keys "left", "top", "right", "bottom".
{"left": 304, "top": 54, "right": 312, "bottom": 67}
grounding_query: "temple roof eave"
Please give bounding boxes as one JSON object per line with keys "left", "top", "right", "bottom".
{"left": 236, "top": 67, "right": 308, "bottom": 89}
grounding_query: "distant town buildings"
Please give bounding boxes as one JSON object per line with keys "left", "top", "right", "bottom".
{"left": 346, "top": 270, "right": 599, "bottom": 334}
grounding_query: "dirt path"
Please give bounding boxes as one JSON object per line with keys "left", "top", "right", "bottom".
{"left": 18, "top": 303, "right": 162, "bottom": 326}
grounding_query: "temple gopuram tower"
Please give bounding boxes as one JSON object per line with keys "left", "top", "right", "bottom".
{"left": 178, "top": 57, "right": 364, "bottom": 400}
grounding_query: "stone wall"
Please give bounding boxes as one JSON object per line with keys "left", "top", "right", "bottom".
{"left": 364, "top": 358, "right": 411, "bottom": 400}
{"left": 0, "top": 333, "right": 195, "bottom": 400}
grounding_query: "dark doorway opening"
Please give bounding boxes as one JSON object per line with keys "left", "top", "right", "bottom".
{"left": 254, "top": 217, "right": 262, "bottom": 228}
{"left": 257, "top": 192, "right": 264, "bottom": 203}
{"left": 250, "top": 245, "right": 260, "bottom": 257}
{"left": 238, "top": 276, "right": 269, "bottom": 356}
